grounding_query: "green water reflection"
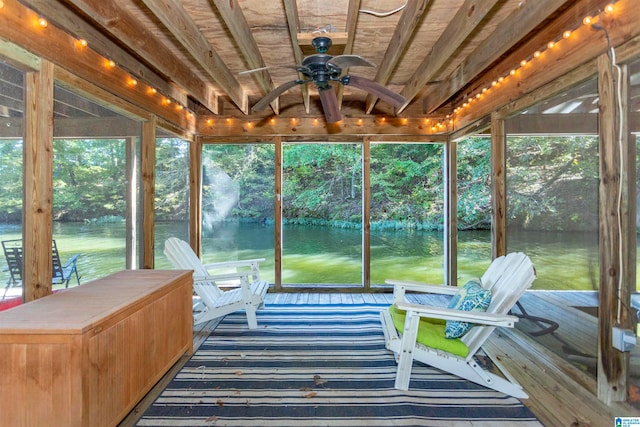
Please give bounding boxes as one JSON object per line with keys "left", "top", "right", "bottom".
{"left": 0, "top": 222, "right": 613, "bottom": 290}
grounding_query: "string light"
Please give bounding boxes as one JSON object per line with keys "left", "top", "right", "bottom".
{"left": 207, "top": 118, "right": 213, "bottom": 126}
{"left": 451, "top": 5, "right": 616, "bottom": 125}
{"left": 38, "top": 17, "right": 48, "bottom": 28}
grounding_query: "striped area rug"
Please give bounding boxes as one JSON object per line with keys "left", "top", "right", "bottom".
{"left": 136, "top": 305, "right": 542, "bottom": 426}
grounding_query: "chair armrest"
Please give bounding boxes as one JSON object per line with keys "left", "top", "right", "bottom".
{"left": 203, "top": 258, "right": 265, "bottom": 270}
{"left": 62, "top": 254, "right": 80, "bottom": 269}
{"left": 385, "top": 279, "right": 459, "bottom": 295}
{"left": 394, "top": 301, "right": 518, "bottom": 328}
{"left": 194, "top": 271, "right": 253, "bottom": 283}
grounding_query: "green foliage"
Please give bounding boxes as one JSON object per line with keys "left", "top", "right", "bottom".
{"left": 0, "top": 134, "right": 601, "bottom": 233}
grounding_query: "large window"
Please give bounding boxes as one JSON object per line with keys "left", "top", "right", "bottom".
{"left": 154, "top": 136, "right": 190, "bottom": 268}
{"left": 282, "top": 143, "right": 362, "bottom": 285}
{"left": 370, "top": 143, "right": 444, "bottom": 284}
{"left": 53, "top": 85, "right": 142, "bottom": 282}
{"left": 456, "top": 137, "right": 492, "bottom": 282}
{"left": 201, "top": 144, "right": 275, "bottom": 283}
{"left": 0, "top": 61, "right": 24, "bottom": 298}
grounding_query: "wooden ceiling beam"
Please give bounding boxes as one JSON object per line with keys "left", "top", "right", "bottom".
{"left": 420, "top": 0, "right": 577, "bottom": 114}
{"left": 283, "top": 0, "right": 310, "bottom": 114}
{"left": 140, "top": 0, "right": 248, "bottom": 114}
{"left": 398, "top": 0, "right": 502, "bottom": 114}
{"left": 26, "top": 0, "right": 193, "bottom": 108}
{"left": 210, "top": 0, "right": 278, "bottom": 114}
{"left": 364, "top": 0, "right": 431, "bottom": 114}
{"left": 336, "top": 0, "right": 361, "bottom": 107}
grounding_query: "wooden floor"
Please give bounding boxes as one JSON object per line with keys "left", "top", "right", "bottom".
{"left": 120, "top": 290, "right": 640, "bottom": 427}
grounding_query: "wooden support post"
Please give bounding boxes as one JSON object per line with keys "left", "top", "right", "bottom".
{"left": 274, "top": 137, "right": 283, "bottom": 289}
{"left": 141, "top": 117, "right": 156, "bottom": 269}
{"left": 444, "top": 137, "right": 458, "bottom": 286}
{"left": 491, "top": 112, "right": 507, "bottom": 259}
{"left": 23, "top": 60, "right": 54, "bottom": 302}
{"left": 125, "top": 136, "right": 137, "bottom": 269}
{"left": 362, "top": 137, "right": 371, "bottom": 289}
{"left": 597, "top": 54, "right": 633, "bottom": 403}
{"left": 190, "top": 139, "right": 203, "bottom": 257}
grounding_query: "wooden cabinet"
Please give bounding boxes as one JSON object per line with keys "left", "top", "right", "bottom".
{"left": 0, "top": 269, "right": 193, "bottom": 427}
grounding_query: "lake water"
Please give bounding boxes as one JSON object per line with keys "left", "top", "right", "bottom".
{"left": 0, "top": 221, "right": 613, "bottom": 291}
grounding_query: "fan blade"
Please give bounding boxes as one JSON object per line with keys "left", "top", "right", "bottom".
{"left": 344, "top": 75, "right": 406, "bottom": 109}
{"left": 328, "top": 55, "right": 375, "bottom": 69}
{"left": 318, "top": 87, "right": 342, "bottom": 123}
{"left": 251, "top": 80, "right": 302, "bottom": 112}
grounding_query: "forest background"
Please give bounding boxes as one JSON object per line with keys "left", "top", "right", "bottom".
{"left": 0, "top": 135, "right": 600, "bottom": 233}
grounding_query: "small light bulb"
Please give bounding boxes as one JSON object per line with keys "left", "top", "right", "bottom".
{"left": 510, "top": 69, "right": 516, "bottom": 76}
{"left": 498, "top": 76, "right": 504, "bottom": 83}
{"left": 482, "top": 87, "right": 488, "bottom": 93}
{"left": 533, "top": 50, "right": 541, "bottom": 58}
{"left": 129, "top": 78, "right": 137, "bottom": 86}
{"left": 563, "top": 30, "right": 571, "bottom": 39}
{"left": 547, "top": 41, "right": 556, "bottom": 49}
{"left": 0, "top": 1, "right": 5, "bottom": 9}
{"left": 520, "top": 59, "right": 527, "bottom": 67}
{"left": 79, "top": 39, "right": 88, "bottom": 47}
{"left": 38, "top": 17, "right": 48, "bottom": 28}
{"left": 583, "top": 16, "right": 593, "bottom": 25}
{"left": 207, "top": 119, "right": 213, "bottom": 125}
{"left": 605, "top": 3, "right": 614, "bottom": 13}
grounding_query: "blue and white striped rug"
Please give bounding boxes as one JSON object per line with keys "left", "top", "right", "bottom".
{"left": 136, "top": 304, "right": 542, "bottom": 426}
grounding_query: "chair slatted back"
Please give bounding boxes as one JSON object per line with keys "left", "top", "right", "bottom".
{"left": 51, "top": 240, "right": 64, "bottom": 283}
{"left": 164, "top": 237, "right": 223, "bottom": 301}
{"left": 461, "top": 252, "right": 536, "bottom": 358}
{"left": 2, "top": 240, "right": 23, "bottom": 284}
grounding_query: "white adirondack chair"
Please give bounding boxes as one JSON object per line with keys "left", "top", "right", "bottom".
{"left": 163, "top": 237, "right": 269, "bottom": 329}
{"left": 380, "top": 252, "right": 536, "bottom": 398}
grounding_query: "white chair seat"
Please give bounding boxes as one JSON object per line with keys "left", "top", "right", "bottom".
{"left": 164, "top": 237, "right": 269, "bottom": 329}
{"left": 381, "top": 252, "right": 536, "bottom": 398}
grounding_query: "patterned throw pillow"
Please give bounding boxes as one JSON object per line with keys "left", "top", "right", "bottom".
{"left": 445, "top": 279, "right": 492, "bottom": 339}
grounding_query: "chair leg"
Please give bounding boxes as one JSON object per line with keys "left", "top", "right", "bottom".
{"left": 395, "top": 310, "right": 420, "bottom": 390}
{"left": 245, "top": 302, "right": 258, "bottom": 329}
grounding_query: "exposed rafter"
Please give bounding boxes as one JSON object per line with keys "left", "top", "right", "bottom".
{"left": 50, "top": 0, "right": 216, "bottom": 113}
{"left": 364, "top": 0, "right": 431, "bottom": 114}
{"left": 210, "top": 0, "right": 279, "bottom": 114}
{"left": 282, "top": 0, "right": 310, "bottom": 114}
{"left": 418, "top": 0, "right": 574, "bottom": 114}
{"left": 140, "top": 0, "right": 248, "bottom": 114}
{"left": 398, "top": 0, "right": 501, "bottom": 114}
{"left": 336, "top": 0, "right": 361, "bottom": 107}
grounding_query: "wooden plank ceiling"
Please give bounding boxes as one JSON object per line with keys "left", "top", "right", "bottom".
{"left": 2, "top": 0, "right": 620, "bottom": 124}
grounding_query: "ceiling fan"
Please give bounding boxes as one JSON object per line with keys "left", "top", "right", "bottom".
{"left": 251, "top": 37, "right": 406, "bottom": 123}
